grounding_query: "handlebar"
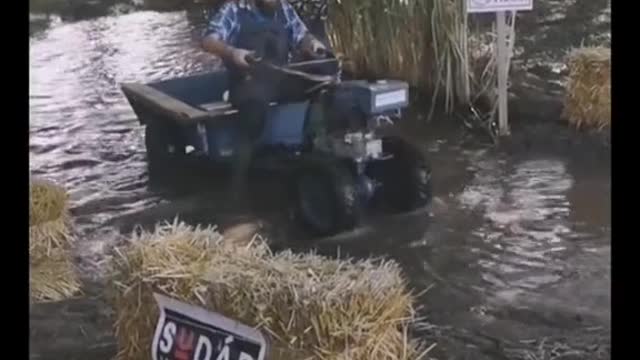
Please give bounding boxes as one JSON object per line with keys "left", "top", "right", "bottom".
{"left": 244, "top": 52, "right": 262, "bottom": 65}
{"left": 310, "top": 47, "right": 334, "bottom": 60}
{"left": 244, "top": 47, "right": 334, "bottom": 64}
{"left": 241, "top": 49, "right": 346, "bottom": 94}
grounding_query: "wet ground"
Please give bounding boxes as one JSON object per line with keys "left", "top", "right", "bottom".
{"left": 29, "top": 3, "right": 610, "bottom": 360}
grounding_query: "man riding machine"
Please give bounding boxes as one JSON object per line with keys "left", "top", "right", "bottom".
{"left": 200, "top": 0, "right": 432, "bottom": 235}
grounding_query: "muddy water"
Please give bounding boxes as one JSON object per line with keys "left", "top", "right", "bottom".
{"left": 29, "top": 10, "right": 610, "bottom": 360}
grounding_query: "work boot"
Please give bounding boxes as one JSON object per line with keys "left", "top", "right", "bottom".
{"left": 228, "top": 134, "right": 254, "bottom": 207}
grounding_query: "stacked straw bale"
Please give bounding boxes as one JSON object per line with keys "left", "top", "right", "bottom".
{"left": 29, "top": 178, "right": 81, "bottom": 303}
{"left": 109, "top": 221, "right": 430, "bottom": 360}
{"left": 563, "top": 47, "right": 611, "bottom": 130}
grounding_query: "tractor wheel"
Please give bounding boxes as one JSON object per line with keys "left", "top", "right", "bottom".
{"left": 376, "top": 136, "right": 432, "bottom": 212}
{"left": 145, "top": 120, "right": 185, "bottom": 177}
{"left": 293, "top": 154, "right": 362, "bottom": 236}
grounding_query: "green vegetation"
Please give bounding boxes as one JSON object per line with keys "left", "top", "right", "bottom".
{"left": 328, "top": 0, "right": 495, "bottom": 116}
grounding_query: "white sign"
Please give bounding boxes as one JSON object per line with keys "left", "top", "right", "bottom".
{"left": 467, "top": 0, "right": 533, "bottom": 13}
{"left": 374, "top": 89, "right": 407, "bottom": 108}
{"left": 151, "top": 294, "right": 268, "bottom": 360}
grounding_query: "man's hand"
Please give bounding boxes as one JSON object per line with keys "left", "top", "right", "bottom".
{"left": 300, "top": 34, "right": 328, "bottom": 59}
{"left": 229, "top": 48, "right": 254, "bottom": 69}
{"left": 202, "top": 35, "right": 255, "bottom": 69}
{"left": 309, "top": 38, "right": 327, "bottom": 56}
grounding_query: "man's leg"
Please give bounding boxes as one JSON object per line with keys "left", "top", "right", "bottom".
{"left": 229, "top": 80, "right": 271, "bottom": 202}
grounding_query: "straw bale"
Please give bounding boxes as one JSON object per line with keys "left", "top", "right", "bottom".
{"left": 29, "top": 178, "right": 74, "bottom": 260}
{"left": 109, "top": 220, "right": 430, "bottom": 360}
{"left": 30, "top": 178, "right": 69, "bottom": 226}
{"left": 30, "top": 248, "right": 82, "bottom": 303}
{"left": 29, "top": 178, "right": 80, "bottom": 303}
{"left": 29, "top": 217, "right": 74, "bottom": 261}
{"left": 563, "top": 47, "right": 611, "bottom": 130}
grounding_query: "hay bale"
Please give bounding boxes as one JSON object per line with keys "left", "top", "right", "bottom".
{"left": 563, "top": 47, "right": 611, "bottom": 130}
{"left": 29, "top": 178, "right": 80, "bottom": 303}
{"left": 221, "top": 221, "right": 265, "bottom": 248}
{"left": 29, "top": 217, "right": 74, "bottom": 261}
{"left": 109, "top": 221, "right": 429, "bottom": 360}
{"left": 29, "top": 178, "right": 74, "bottom": 260}
{"left": 30, "top": 249, "right": 82, "bottom": 303}
{"left": 30, "top": 178, "right": 69, "bottom": 226}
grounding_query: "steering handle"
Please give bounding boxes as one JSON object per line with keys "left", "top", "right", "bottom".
{"left": 240, "top": 49, "right": 342, "bottom": 93}
{"left": 244, "top": 53, "right": 262, "bottom": 65}
{"left": 314, "top": 47, "right": 329, "bottom": 59}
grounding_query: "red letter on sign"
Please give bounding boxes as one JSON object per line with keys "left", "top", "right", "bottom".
{"left": 173, "top": 327, "right": 195, "bottom": 360}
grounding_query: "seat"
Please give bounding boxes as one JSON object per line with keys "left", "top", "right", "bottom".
{"left": 198, "top": 100, "right": 280, "bottom": 117}
{"left": 199, "top": 101, "right": 234, "bottom": 113}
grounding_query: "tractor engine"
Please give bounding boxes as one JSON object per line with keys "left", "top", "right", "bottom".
{"left": 317, "top": 80, "right": 410, "bottom": 162}
{"left": 306, "top": 79, "right": 411, "bottom": 205}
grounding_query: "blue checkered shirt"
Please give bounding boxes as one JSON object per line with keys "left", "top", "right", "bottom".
{"left": 203, "top": 0, "right": 310, "bottom": 48}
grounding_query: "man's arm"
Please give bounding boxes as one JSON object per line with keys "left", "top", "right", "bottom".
{"left": 201, "top": 3, "right": 251, "bottom": 67}
{"left": 202, "top": 36, "right": 236, "bottom": 62}
{"left": 281, "top": 1, "right": 325, "bottom": 54}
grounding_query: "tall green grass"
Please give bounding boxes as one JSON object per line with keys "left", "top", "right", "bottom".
{"left": 328, "top": 0, "right": 498, "bottom": 118}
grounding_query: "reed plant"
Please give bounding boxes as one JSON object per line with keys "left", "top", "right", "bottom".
{"left": 328, "top": 0, "right": 506, "bottom": 121}
{"left": 329, "top": 0, "right": 466, "bottom": 111}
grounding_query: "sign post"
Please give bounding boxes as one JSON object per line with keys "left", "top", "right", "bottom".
{"left": 496, "top": 10, "right": 509, "bottom": 136}
{"left": 467, "top": 0, "right": 533, "bottom": 137}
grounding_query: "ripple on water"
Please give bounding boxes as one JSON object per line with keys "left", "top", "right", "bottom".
{"left": 30, "top": 11, "right": 215, "bottom": 235}
{"left": 457, "top": 158, "right": 579, "bottom": 296}
{"left": 29, "top": 11, "right": 611, "bottom": 335}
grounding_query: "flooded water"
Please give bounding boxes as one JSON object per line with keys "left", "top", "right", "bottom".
{"left": 30, "top": 10, "right": 217, "bottom": 231}
{"left": 29, "top": 9, "right": 610, "bottom": 360}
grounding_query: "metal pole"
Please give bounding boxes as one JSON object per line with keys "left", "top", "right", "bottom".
{"left": 496, "top": 11, "right": 510, "bottom": 136}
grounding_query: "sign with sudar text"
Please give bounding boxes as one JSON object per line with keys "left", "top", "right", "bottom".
{"left": 467, "top": 0, "right": 533, "bottom": 14}
{"left": 152, "top": 294, "right": 268, "bottom": 360}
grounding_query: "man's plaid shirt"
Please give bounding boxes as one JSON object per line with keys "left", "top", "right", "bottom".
{"left": 203, "top": 0, "right": 310, "bottom": 48}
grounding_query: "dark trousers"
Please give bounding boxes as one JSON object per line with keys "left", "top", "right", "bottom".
{"left": 227, "top": 61, "right": 338, "bottom": 190}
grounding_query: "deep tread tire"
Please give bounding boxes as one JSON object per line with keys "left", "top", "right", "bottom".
{"left": 293, "top": 154, "right": 361, "bottom": 236}
{"left": 376, "top": 136, "right": 432, "bottom": 212}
